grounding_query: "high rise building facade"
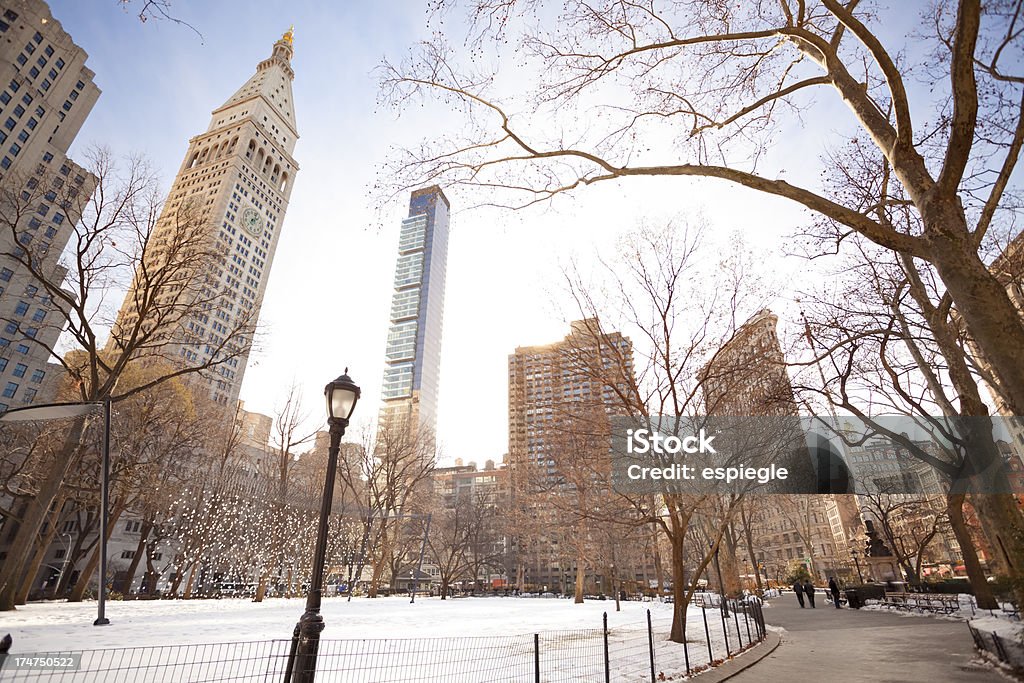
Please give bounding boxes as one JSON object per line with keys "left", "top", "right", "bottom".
{"left": 379, "top": 186, "right": 450, "bottom": 434}
{"left": 507, "top": 319, "right": 648, "bottom": 592}
{"left": 0, "top": 0, "right": 99, "bottom": 411}
{"left": 111, "top": 29, "right": 299, "bottom": 406}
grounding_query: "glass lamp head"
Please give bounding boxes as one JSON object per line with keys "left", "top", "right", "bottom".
{"left": 325, "top": 369, "right": 360, "bottom": 422}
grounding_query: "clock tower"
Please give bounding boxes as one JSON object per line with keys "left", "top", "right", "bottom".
{"left": 111, "top": 29, "right": 299, "bottom": 407}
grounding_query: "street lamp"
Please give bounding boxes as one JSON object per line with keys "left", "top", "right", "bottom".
{"left": 850, "top": 548, "right": 865, "bottom": 584}
{"left": 283, "top": 371, "right": 360, "bottom": 683}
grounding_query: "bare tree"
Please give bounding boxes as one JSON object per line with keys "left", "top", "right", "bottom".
{"left": 339, "top": 420, "right": 436, "bottom": 598}
{"left": 0, "top": 149, "right": 256, "bottom": 610}
{"left": 557, "top": 223, "right": 774, "bottom": 642}
{"left": 252, "top": 384, "right": 317, "bottom": 602}
{"left": 379, "top": 0, "right": 1024, "bottom": 427}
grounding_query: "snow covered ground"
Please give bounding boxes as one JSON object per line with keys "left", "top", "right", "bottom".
{"left": 0, "top": 596, "right": 764, "bottom": 681}
{"left": 968, "top": 616, "right": 1024, "bottom": 673}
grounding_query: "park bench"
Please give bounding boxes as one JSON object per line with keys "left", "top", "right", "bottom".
{"left": 882, "top": 591, "right": 909, "bottom": 610}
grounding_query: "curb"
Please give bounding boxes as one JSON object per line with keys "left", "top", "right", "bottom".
{"left": 693, "top": 630, "right": 782, "bottom": 682}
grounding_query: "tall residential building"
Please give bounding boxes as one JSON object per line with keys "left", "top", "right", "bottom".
{"left": 0, "top": 0, "right": 99, "bottom": 411}
{"left": 111, "top": 29, "right": 299, "bottom": 406}
{"left": 507, "top": 319, "right": 645, "bottom": 591}
{"left": 379, "top": 186, "right": 450, "bottom": 435}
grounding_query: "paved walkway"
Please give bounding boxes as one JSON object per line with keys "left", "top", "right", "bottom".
{"left": 728, "top": 595, "right": 1004, "bottom": 682}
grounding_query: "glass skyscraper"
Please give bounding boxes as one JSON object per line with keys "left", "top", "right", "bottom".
{"left": 380, "top": 186, "right": 450, "bottom": 435}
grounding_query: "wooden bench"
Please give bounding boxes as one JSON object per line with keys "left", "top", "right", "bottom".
{"left": 882, "top": 591, "right": 909, "bottom": 609}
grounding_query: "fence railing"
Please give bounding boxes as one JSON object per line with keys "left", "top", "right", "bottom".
{"left": 0, "top": 600, "right": 767, "bottom": 682}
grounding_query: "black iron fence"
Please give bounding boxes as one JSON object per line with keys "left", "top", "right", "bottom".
{"left": 0, "top": 601, "right": 767, "bottom": 682}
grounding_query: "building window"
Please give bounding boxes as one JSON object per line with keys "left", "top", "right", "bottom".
{"left": 8, "top": 80, "right": 18, "bottom": 92}
{"left": 40, "top": 80, "right": 49, "bottom": 91}
{"left": 33, "top": 32, "right": 42, "bottom": 44}
{"left": 16, "top": 344, "right": 28, "bottom": 355}
{"left": 4, "top": 322, "right": 17, "bottom": 335}
{"left": 4, "top": 118, "right": 15, "bottom": 131}
{"left": 17, "top": 130, "right": 28, "bottom": 143}
{"left": 1, "top": 157, "right": 11, "bottom": 170}
{"left": 0, "top": 359, "right": 6, "bottom": 372}
{"left": 75, "top": 80, "right": 84, "bottom": 90}
{"left": 28, "top": 67, "right": 39, "bottom": 79}
{"left": 0, "top": 269, "right": 10, "bottom": 281}
{"left": 120, "top": 550, "right": 135, "bottom": 560}
{"left": 30, "top": 369, "right": 44, "bottom": 383}
{"left": 31, "top": 309, "right": 44, "bottom": 322}
{"left": 54, "top": 548, "right": 65, "bottom": 559}
{"left": 2, "top": 382, "right": 17, "bottom": 398}
{"left": 42, "top": 152, "right": 52, "bottom": 162}
{"left": 14, "top": 302, "right": 27, "bottom": 316}
{"left": 24, "top": 327, "right": 36, "bottom": 339}
{"left": 44, "top": 227, "right": 56, "bottom": 239}
{"left": 55, "top": 58, "right": 65, "bottom": 70}
{"left": 21, "top": 388, "right": 34, "bottom": 403}
{"left": 15, "top": 54, "right": 26, "bottom": 66}
{"left": 44, "top": 45, "right": 53, "bottom": 57}
{"left": 3, "top": 10, "right": 18, "bottom": 21}
{"left": 12, "top": 364, "right": 26, "bottom": 378}
{"left": 9, "top": 142, "right": 20, "bottom": 156}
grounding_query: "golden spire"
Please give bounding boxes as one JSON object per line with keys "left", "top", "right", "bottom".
{"left": 281, "top": 25, "right": 294, "bottom": 46}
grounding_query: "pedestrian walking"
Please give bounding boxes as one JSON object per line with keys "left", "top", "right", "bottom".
{"left": 829, "top": 577, "right": 842, "bottom": 609}
{"left": 792, "top": 579, "right": 805, "bottom": 608}
{"left": 804, "top": 579, "right": 816, "bottom": 608}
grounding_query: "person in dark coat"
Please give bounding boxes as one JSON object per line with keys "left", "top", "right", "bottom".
{"left": 803, "top": 579, "right": 816, "bottom": 608}
{"left": 792, "top": 579, "right": 805, "bottom": 608}
{"left": 829, "top": 577, "right": 842, "bottom": 608}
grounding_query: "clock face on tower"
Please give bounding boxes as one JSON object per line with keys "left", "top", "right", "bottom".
{"left": 241, "top": 207, "right": 265, "bottom": 236}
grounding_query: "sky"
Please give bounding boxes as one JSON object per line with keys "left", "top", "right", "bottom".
{"left": 46, "top": 1, "right": 932, "bottom": 463}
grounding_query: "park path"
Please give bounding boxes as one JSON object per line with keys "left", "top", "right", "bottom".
{"left": 728, "top": 594, "right": 1005, "bottom": 682}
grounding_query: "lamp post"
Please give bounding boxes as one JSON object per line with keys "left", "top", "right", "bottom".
{"left": 850, "top": 548, "right": 865, "bottom": 584}
{"left": 283, "top": 371, "right": 360, "bottom": 683}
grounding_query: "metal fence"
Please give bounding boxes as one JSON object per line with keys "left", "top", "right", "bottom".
{"left": 0, "top": 601, "right": 766, "bottom": 682}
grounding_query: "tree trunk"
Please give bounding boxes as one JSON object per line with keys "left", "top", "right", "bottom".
{"left": 183, "top": 564, "right": 197, "bottom": 599}
{"left": 930, "top": 237, "right": 1024, "bottom": 417}
{"left": 741, "top": 511, "right": 764, "bottom": 596}
{"left": 652, "top": 527, "right": 664, "bottom": 598}
{"left": 253, "top": 573, "right": 268, "bottom": 603}
{"left": 968, "top": 493, "right": 1024, "bottom": 608}
{"left": 68, "top": 505, "right": 123, "bottom": 602}
{"left": 0, "top": 419, "right": 87, "bottom": 610}
{"left": 669, "top": 534, "right": 687, "bottom": 644}
{"left": 16, "top": 531, "right": 52, "bottom": 605}
{"left": 122, "top": 521, "right": 152, "bottom": 598}
{"left": 947, "top": 493, "right": 998, "bottom": 609}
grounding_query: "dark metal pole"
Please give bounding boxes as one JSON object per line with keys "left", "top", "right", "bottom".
{"left": 284, "top": 417, "right": 346, "bottom": 682}
{"left": 713, "top": 545, "right": 728, "bottom": 618}
{"left": 93, "top": 397, "right": 111, "bottom": 626}
{"left": 602, "top": 611, "right": 610, "bottom": 683}
{"left": 647, "top": 609, "right": 656, "bottom": 683}
{"left": 410, "top": 513, "right": 432, "bottom": 603}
